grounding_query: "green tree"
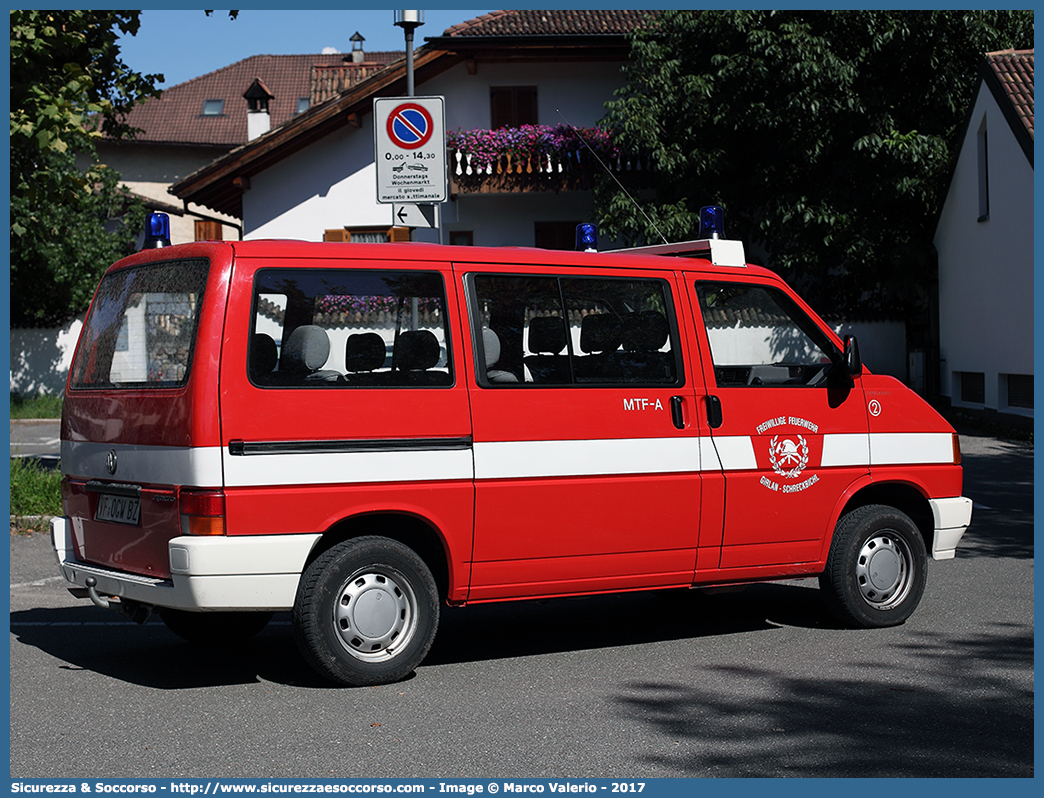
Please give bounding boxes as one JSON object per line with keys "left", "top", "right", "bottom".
{"left": 598, "top": 10, "right": 1033, "bottom": 316}
{"left": 10, "top": 10, "right": 162, "bottom": 326}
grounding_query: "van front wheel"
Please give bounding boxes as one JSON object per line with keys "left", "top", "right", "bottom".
{"left": 292, "top": 536, "right": 439, "bottom": 687}
{"left": 819, "top": 505, "right": 927, "bottom": 628}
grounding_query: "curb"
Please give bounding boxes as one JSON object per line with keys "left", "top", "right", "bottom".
{"left": 10, "top": 515, "right": 53, "bottom": 534}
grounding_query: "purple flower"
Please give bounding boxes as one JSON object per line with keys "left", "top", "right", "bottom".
{"left": 447, "top": 124, "right": 619, "bottom": 170}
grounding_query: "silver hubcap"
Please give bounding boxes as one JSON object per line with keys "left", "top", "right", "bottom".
{"left": 333, "top": 568, "right": 417, "bottom": 662}
{"left": 855, "top": 533, "right": 911, "bottom": 610}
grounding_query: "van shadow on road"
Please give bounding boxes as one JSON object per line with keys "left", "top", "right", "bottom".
{"left": 11, "top": 582, "right": 836, "bottom": 691}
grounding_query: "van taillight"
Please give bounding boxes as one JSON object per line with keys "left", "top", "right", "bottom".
{"left": 952, "top": 433, "right": 962, "bottom": 465}
{"left": 179, "top": 489, "right": 226, "bottom": 536}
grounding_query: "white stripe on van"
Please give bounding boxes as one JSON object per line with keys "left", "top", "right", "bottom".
{"left": 472, "top": 437, "right": 704, "bottom": 480}
{"left": 223, "top": 447, "right": 474, "bottom": 487}
{"left": 61, "top": 431, "right": 953, "bottom": 489}
{"left": 821, "top": 433, "right": 871, "bottom": 468}
{"left": 870, "top": 432, "right": 954, "bottom": 465}
{"left": 61, "top": 441, "right": 224, "bottom": 486}
{"left": 705, "top": 435, "right": 758, "bottom": 471}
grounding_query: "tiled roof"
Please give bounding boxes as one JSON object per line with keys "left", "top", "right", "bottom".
{"left": 119, "top": 51, "right": 401, "bottom": 147}
{"left": 311, "top": 61, "right": 399, "bottom": 106}
{"left": 985, "top": 49, "right": 1034, "bottom": 141}
{"left": 439, "top": 9, "right": 661, "bottom": 38}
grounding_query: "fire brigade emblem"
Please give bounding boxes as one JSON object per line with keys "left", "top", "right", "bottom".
{"left": 769, "top": 435, "right": 808, "bottom": 479}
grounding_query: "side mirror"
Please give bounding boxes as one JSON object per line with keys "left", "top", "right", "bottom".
{"left": 844, "top": 335, "right": 862, "bottom": 377}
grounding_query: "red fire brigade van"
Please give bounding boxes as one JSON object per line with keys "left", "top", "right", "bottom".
{"left": 51, "top": 210, "right": 971, "bottom": 686}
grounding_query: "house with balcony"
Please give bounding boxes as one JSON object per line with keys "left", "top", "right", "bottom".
{"left": 171, "top": 10, "right": 661, "bottom": 248}
{"left": 933, "top": 49, "right": 1034, "bottom": 424}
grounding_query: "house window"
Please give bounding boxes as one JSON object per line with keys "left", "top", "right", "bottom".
{"left": 202, "top": 99, "right": 225, "bottom": 117}
{"left": 491, "top": 86, "right": 537, "bottom": 129}
{"left": 323, "top": 227, "right": 410, "bottom": 243}
{"left": 976, "top": 115, "right": 989, "bottom": 222}
{"left": 534, "top": 222, "right": 580, "bottom": 251}
{"left": 449, "top": 231, "right": 474, "bottom": 246}
{"left": 1005, "top": 374, "right": 1033, "bottom": 409}
{"left": 296, "top": 97, "right": 309, "bottom": 114}
{"left": 194, "top": 220, "right": 224, "bottom": 241}
{"left": 959, "top": 371, "right": 985, "bottom": 404}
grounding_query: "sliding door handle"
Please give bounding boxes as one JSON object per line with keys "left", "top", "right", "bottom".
{"left": 706, "top": 395, "right": 723, "bottom": 429}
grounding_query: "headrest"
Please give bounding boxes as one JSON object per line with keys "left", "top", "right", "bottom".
{"left": 345, "top": 332, "right": 386, "bottom": 372}
{"left": 620, "top": 311, "right": 669, "bottom": 351}
{"left": 482, "top": 328, "right": 501, "bottom": 367}
{"left": 528, "top": 316, "right": 567, "bottom": 355}
{"left": 249, "top": 333, "right": 278, "bottom": 378}
{"left": 396, "top": 330, "right": 440, "bottom": 371}
{"left": 280, "top": 325, "right": 330, "bottom": 374}
{"left": 579, "top": 314, "right": 621, "bottom": 354}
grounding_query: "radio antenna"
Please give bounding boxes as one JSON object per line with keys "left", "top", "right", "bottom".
{"left": 557, "top": 109, "right": 669, "bottom": 245}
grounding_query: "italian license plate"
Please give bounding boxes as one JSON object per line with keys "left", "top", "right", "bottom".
{"left": 95, "top": 494, "right": 141, "bottom": 526}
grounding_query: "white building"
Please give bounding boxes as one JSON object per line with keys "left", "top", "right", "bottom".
{"left": 172, "top": 10, "right": 659, "bottom": 247}
{"left": 934, "top": 49, "right": 1034, "bottom": 422}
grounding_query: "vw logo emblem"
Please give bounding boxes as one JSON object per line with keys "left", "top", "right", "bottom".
{"left": 106, "top": 449, "right": 118, "bottom": 475}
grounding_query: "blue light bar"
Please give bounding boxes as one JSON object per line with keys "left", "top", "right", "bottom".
{"left": 699, "top": 206, "right": 726, "bottom": 240}
{"left": 142, "top": 212, "right": 171, "bottom": 249}
{"left": 575, "top": 223, "right": 598, "bottom": 252}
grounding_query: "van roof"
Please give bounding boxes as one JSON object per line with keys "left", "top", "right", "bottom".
{"left": 117, "top": 238, "right": 775, "bottom": 279}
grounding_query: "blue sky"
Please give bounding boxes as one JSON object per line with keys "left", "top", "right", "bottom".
{"left": 117, "top": 9, "right": 494, "bottom": 89}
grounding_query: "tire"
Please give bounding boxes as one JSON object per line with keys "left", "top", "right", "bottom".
{"left": 819, "top": 504, "right": 927, "bottom": 628}
{"left": 292, "top": 536, "right": 439, "bottom": 687}
{"left": 160, "top": 609, "right": 273, "bottom": 645}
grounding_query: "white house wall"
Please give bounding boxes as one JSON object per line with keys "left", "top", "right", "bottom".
{"left": 422, "top": 60, "right": 625, "bottom": 131}
{"left": 935, "top": 82, "right": 1034, "bottom": 415}
{"left": 242, "top": 60, "right": 624, "bottom": 243}
{"left": 443, "top": 191, "right": 598, "bottom": 247}
{"left": 244, "top": 124, "right": 392, "bottom": 239}
{"left": 95, "top": 142, "right": 239, "bottom": 244}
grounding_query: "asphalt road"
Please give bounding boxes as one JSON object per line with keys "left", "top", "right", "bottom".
{"left": 8, "top": 428, "right": 1033, "bottom": 778}
{"left": 9, "top": 419, "right": 61, "bottom": 463}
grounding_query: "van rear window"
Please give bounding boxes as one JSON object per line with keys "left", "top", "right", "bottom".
{"left": 249, "top": 268, "right": 452, "bottom": 388}
{"left": 69, "top": 259, "right": 209, "bottom": 389}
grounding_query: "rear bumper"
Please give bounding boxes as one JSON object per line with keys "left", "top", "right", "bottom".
{"left": 929, "top": 496, "right": 973, "bottom": 560}
{"left": 51, "top": 516, "right": 320, "bottom": 611}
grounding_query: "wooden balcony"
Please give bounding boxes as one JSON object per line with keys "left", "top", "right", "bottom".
{"left": 448, "top": 148, "right": 645, "bottom": 195}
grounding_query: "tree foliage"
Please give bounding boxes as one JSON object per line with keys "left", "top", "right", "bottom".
{"left": 10, "top": 150, "right": 149, "bottom": 327}
{"left": 9, "top": 10, "right": 162, "bottom": 326}
{"left": 598, "top": 10, "right": 1033, "bottom": 316}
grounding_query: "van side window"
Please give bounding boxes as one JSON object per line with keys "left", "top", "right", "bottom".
{"left": 470, "top": 274, "right": 680, "bottom": 387}
{"left": 695, "top": 282, "right": 839, "bottom": 387}
{"left": 250, "top": 269, "right": 452, "bottom": 388}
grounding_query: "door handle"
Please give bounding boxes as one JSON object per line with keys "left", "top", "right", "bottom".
{"left": 670, "top": 396, "right": 685, "bottom": 429}
{"left": 706, "top": 395, "right": 723, "bottom": 429}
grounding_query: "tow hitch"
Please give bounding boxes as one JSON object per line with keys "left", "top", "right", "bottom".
{"left": 77, "top": 577, "right": 153, "bottom": 625}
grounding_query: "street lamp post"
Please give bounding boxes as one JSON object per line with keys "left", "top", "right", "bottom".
{"left": 392, "top": 11, "right": 440, "bottom": 245}
{"left": 394, "top": 10, "right": 424, "bottom": 98}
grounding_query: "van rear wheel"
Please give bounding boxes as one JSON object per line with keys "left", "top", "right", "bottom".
{"left": 159, "top": 609, "right": 273, "bottom": 645}
{"left": 292, "top": 536, "right": 439, "bottom": 687}
{"left": 819, "top": 504, "right": 927, "bottom": 628}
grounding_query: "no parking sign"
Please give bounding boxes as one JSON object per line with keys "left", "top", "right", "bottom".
{"left": 374, "top": 96, "right": 446, "bottom": 204}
